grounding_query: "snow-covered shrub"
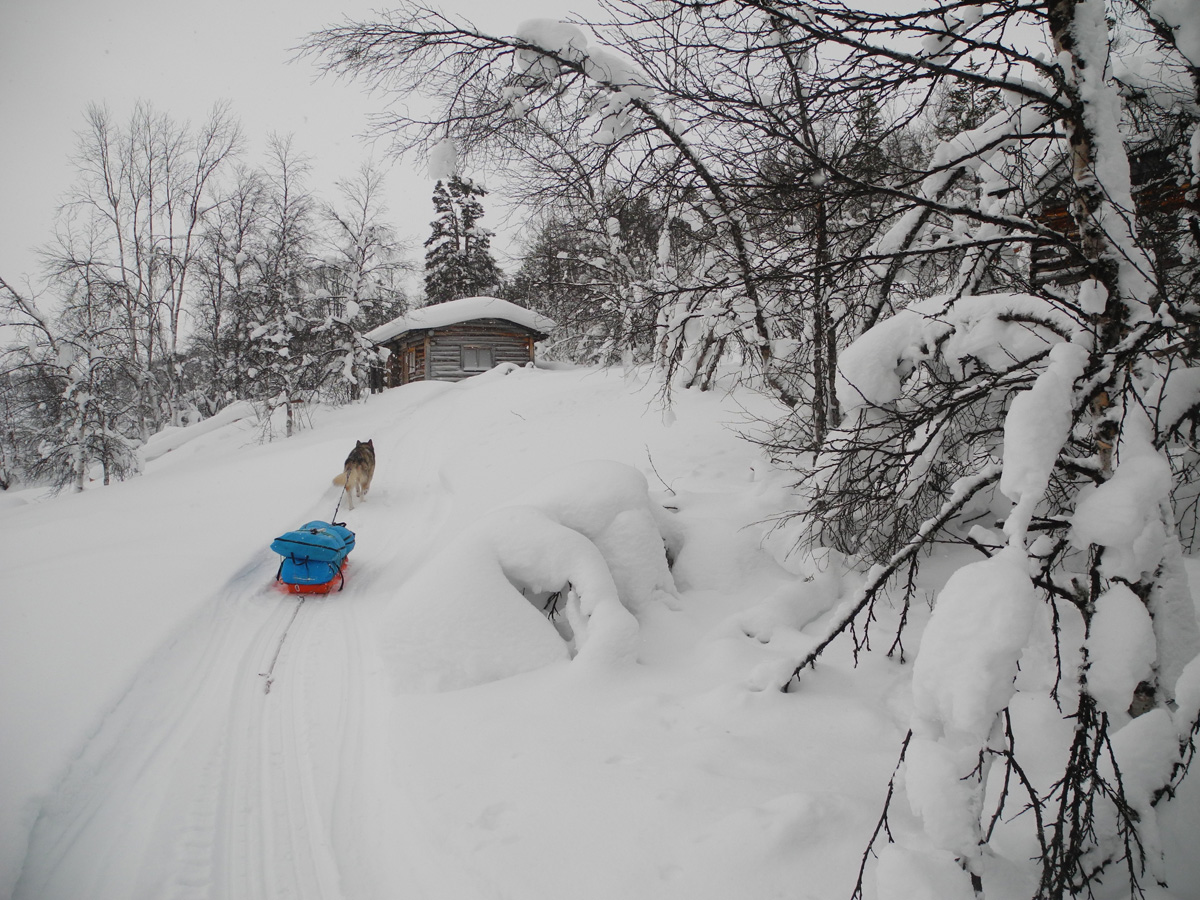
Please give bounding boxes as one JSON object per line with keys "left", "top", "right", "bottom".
{"left": 377, "top": 504, "right": 640, "bottom": 693}
{"left": 376, "top": 460, "right": 677, "bottom": 692}
{"left": 525, "top": 459, "right": 678, "bottom": 613}
{"left": 794, "top": 291, "right": 1073, "bottom": 562}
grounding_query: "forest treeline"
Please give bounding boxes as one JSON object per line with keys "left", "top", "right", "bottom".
{"left": 0, "top": 103, "right": 412, "bottom": 490}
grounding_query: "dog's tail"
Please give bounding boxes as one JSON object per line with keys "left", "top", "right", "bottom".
{"left": 333, "top": 471, "right": 347, "bottom": 487}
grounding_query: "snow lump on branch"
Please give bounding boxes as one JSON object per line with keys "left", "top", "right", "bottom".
{"left": 427, "top": 137, "right": 459, "bottom": 181}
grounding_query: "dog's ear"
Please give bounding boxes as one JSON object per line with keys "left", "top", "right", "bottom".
{"left": 367, "top": 439, "right": 374, "bottom": 448}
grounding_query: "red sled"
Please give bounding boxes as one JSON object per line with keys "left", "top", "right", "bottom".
{"left": 278, "top": 559, "right": 349, "bottom": 595}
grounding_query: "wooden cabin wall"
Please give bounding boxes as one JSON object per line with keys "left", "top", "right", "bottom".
{"left": 374, "top": 318, "right": 541, "bottom": 388}
{"left": 426, "top": 320, "right": 536, "bottom": 382}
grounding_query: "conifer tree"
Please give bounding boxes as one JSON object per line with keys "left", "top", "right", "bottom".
{"left": 422, "top": 175, "right": 502, "bottom": 305}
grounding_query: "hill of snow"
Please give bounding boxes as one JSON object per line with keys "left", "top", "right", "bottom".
{"left": 2, "top": 364, "right": 1197, "bottom": 900}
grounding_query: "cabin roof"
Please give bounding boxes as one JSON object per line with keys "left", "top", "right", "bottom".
{"left": 365, "top": 296, "right": 556, "bottom": 344}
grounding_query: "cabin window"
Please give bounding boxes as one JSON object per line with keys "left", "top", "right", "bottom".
{"left": 461, "top": 345, "right": 494, "bottom": 371}
{"left": 404, "top": 346, "right": 425, "bottom": 382}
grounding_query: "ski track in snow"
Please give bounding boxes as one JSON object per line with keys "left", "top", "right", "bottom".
{"left": 12, "top": 575, "right": 366, "bottom": 900}
{"left": 15, "top": 396, "right": 456, "bottom": 900}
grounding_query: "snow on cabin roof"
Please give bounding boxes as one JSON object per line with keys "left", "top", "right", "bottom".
{"left": 365, "top": 296, "right": 556, "bottom": 344}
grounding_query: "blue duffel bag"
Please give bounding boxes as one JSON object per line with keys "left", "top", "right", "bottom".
{"left": 271, "top": 521, "right": 356, "bottom": 593}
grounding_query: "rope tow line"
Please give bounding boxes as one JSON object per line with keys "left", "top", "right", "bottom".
{"left": 329, "top": 483, "right": 348, "bottom": 526}
{"left": 260, "top": 597, "right": 306, "bottom": 695}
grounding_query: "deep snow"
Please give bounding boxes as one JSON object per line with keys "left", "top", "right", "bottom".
{"left": 2, "top": 364, "right": 1198, "bottom": 900}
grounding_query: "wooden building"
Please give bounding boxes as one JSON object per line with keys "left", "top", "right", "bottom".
{"left": 1031, "top": 147, "right": 1196, "bottom": 287}
{"left": 366, "top": 296, "right": 555, "bottom": 390}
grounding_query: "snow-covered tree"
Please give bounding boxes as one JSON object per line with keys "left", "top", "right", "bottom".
{"left": 302, "top": 3, "right": 1200, "bottom": 897}
{"left": 241, "top": 134, "right": 324, "bottom": 438}
{"left": 756, "top": 2, "right": 1200, "bottom": 897}
{"left": 48, "top": 101, "right": 241, "bottom": 435}
{"left": 509, "top": 193, "right": 693, "bottom": 366}
{"left": 192, "top": 164, "right": 271, "bottom": 407}
{"left": 423, "top": 174, "right": 502, "bottom": 305}
{"left": 315, "top": 161, "right": 410, "bottom": 400}
{"left": 1, "top": 274, "right": 140, "bottom": 492}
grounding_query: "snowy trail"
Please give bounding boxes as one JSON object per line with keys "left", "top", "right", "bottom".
{"left": 17, "top": 551, "right": 420, "bottom": 900}
{"left": 14, "top": 394, "right": 458, "bottom": 900}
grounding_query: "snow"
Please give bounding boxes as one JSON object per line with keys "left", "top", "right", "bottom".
{"left": 1000, "top": 340, "right": 1088, "bottom": 543}
{"left": 141, "top": 399, "right": 257, "bottom": 463}
{"left": 903, "top": 547, "right": 1037, "bottom": 870}
{"left": 835, "top": 292, "right": 1078, "bottom": 416}
{"left": 1069, "top": 0, "right": 1158, "bottom": 317}
{"left": 427, "top": 137, "right": 459, "bottom": 181}
{"left": 1086, "top": 583, "right": 1157, "bottom": 719}
{"left": 364, "top": 295, "right": 556, "bottom": 344}
{"left": 1151, "top": 365, "right": 1200, "bottom": 432}
{"left": 1176, "top": 652, "right": 1200, "bottom": 733}
{"left": 509, "top": 18, "right": 652, "bottom": 145}
{"left": 1, "top": 364, "right": 1198, "bottom": 900}
{"left": 376, "top": 507, "right": 585, "bottom": 694}
{"left": 903, "top": 735, "right": 988, "bottom": 857}
{"left": 910, "top": 548, "right": 1037, "bottom": 745}
{"left": 1071, "top": 411, "right": 1174, "bottom": 580}
{"left": 1150, "top": 544, "right": 1200, "bottom": 701}
{"left": 514, "top": 19, "right": 589, "bottom": 80}
{"left": 1108, "top": 709, "right": 1183, "bottom": 881}
{"left": 524, "top": 460, "right": 678, "bottom": 614}
{"left": 834, "top": 303, "right": 945, "bottom": 410}
{"left": 875, "top": 845, "right": 976, "bottom": 900}
{"left": 1152, "top": 0, "right": 1200, "bottom": 67}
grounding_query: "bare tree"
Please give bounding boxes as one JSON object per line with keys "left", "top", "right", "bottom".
{"left": 50, "top": 101, "right": 241, "bottom": 434}
{"left": 300, "top": 4, "right": 804, "bottom": 405}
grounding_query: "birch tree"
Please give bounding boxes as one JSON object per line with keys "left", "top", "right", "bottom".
{"left": 50, "top": 101, "right": 241, "bottom": 433}
{"left": 316, "top": 160, "right": 409, "bottom": 399}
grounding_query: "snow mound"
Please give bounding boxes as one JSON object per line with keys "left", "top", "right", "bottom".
{"left": 376, "top": 460, "right": 675, "bottom": 692}
{"left": 525, "top": 459, "right": 677, "bottom": 613}
{"left": 377, "top": 503, "right": 640, "bottom": 693}
{"left": 142, "top": 399, "right": 256, "bottom": 463}
{"left": 875, "top": 844, "right": 976, "bottom": 900}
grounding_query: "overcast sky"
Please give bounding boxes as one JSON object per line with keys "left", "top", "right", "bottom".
{"left": 0, "top": 0, "right": 593, "bottom": 291}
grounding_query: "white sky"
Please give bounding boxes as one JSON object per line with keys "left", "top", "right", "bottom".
{"left": 0, "top": 0, "right": 594, "bottom": 291}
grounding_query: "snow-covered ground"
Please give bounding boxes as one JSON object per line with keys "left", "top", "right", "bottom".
{"left": 2, "top": 364, "right": 1197, "bottom": 900}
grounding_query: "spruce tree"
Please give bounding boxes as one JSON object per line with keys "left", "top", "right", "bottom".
{"left": 422, "top": 175, "right": 502, "bottom": 305}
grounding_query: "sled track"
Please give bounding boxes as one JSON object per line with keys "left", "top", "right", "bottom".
{"left": 16, "top": 571, "right": 385, "bottom": 900}
{"left": 259, "top": 595, "right": 307, "bottom": 695}
{"left": 16, "top": 432, "right": 460, "bottom": 900}
{"left": 216, "top": 592, "right": 345, "bottom": 900}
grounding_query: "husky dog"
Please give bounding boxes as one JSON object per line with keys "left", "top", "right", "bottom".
{"left": 333, "top": 439, "right": 375, "bottom": 509}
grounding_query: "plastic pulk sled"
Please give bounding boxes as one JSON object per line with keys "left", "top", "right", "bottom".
{"left": 271, "top": 520, "right": 356, "bottom": 594}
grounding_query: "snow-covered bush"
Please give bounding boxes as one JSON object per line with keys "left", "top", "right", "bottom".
{"left": 525, "top": 459, "right": 678, "bottom": 613}
{"left": 377, "top": 460, "right": 677, "bottom": 692}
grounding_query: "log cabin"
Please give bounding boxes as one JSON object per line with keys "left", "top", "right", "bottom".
{"left": 366, "top": 296, "right": 555, "bottom": 390}
{"left": 1031, "top": 147, "right": 1196, "bottom": 287}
